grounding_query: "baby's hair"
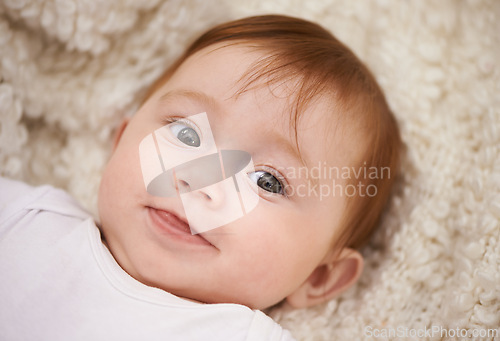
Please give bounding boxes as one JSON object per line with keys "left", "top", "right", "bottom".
{"left": 143, "top": 15, "right": 401, "bottom": 254}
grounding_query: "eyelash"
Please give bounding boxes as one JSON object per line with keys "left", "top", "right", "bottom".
{"left": 162, "top": 116, "right": 191, "bottom": 127}
{"left": 163, "top": 115, "right": 202, "bottom": 137}
{"left": 161, "top": 116, "right": 290, "bottom": 198}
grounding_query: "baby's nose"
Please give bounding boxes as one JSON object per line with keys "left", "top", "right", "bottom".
{"left": 173, "top": 152, "right": 225, "bottom": 207}
{"left": 172, "top": 150, "right": 258, "bottom": 235}
{"left": 174, "top": 172, "right": 226, "bottom": 210}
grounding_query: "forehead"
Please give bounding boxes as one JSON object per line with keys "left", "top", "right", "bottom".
{"left": 152, "top": 44, "right": 359, "bottom": 172}
{"left": 163, "top": 44, "right": 263, "bottom": 105}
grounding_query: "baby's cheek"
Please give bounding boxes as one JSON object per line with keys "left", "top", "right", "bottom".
{"left": 97, "top": 167, "right": 114, "bottom": 220}
{"left": 98, "top": 159, "right": 129, "bottom": 221}
{"left": 247, "top": 218, "right": 302, "bottom": 279}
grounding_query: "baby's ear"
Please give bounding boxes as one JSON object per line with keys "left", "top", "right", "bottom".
{"left": 286, "top": 248, "right": 363, "bottom": 308}
{"left": 112, "top": 119, "right": 129, "bottom": 151}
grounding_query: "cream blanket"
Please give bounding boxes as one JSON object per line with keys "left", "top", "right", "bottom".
{"left": 1, "top": 0, "right": 499, "bottom": 340}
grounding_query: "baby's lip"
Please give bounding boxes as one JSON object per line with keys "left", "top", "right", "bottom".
{"left": 147, "top": 206, "right": 215, "bottom": 248}
{"left": 155, "top": 208, "right": 190, "bottom": 233}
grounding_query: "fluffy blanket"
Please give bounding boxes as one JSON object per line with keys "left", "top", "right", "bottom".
{"left": 1, "top": 0, "right": 499, "bottom": 339}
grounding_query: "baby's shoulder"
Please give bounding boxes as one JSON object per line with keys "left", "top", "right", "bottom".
{"left": 0, "top": 176, "right": 36, "bottom": 209}
{"left": 245, "top": 310, "right": 296, "bottom": 341}
{"left": 0, "top": 176, "right": 90, "bottom": 227}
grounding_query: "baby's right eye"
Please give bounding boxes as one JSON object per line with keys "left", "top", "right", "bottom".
{"left": 167, "top": 120, "right": 201, "bottom": 147}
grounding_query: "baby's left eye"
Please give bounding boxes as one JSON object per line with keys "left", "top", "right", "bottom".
{"left": 168, "top": 122, "right": 200, "bottom": 147}
{"left": 248, "top": 171, "right": 284, "bottom": 195}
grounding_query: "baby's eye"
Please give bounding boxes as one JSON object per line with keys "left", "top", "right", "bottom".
{"left": 248, "top": 171, "right": 284, "bottom": 195}
{"left": 168, "top": 121, "right": 200, "bottom": 147}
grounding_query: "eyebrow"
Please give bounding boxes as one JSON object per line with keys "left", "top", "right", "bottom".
{"left": 159, "top": 89, "right": 220, "bottom": 113}
{"left": 269, "top": 133, "right": 308, "bottom": 169}
{"left": 159, "top": 88, "right": 309, "bottom": 170}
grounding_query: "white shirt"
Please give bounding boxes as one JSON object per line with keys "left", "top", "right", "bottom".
{"left": 0, "top": 177, "right": 295, "bottom": 341}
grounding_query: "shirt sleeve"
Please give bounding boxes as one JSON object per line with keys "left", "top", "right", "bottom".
{"left": 0, "top": 177, "right": 36, "bottom": 212}
{"left": 246, "top": 310, "right": 297, "bottom": 341}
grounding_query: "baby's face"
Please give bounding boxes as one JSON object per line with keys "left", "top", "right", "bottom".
{"left": 98, "top": 44, "right": 360, "bottom": 309}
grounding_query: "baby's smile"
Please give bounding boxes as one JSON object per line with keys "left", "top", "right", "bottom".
{"left": 146, "top": 206, "right": 215, "bottom": 247}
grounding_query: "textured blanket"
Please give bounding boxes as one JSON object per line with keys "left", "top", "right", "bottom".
{"left": 1, "top": 0, "right": 499, "bottom": 340}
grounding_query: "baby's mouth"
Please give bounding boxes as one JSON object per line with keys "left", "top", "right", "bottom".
{"left": 147, "top": 206, "right": 215, "bottom": 247}
{"left": 154, "top": 209, "right": 191, "bottom": 234}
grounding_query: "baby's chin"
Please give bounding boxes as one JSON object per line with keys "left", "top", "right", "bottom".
{"left": 163, "top": 284, "right": 281, "bottom": 310}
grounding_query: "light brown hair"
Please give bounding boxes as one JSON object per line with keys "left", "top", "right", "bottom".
{"left": 143, "top": 15, "right": 401, "bottom": 252}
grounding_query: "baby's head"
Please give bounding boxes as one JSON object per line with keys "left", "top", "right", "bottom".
{"left": 98, "top": 15, "right": 401, "bottom": 310}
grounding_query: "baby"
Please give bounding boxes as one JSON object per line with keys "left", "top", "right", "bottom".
{"left": 0, "top": 15, "right": 400, "bottom": 340}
